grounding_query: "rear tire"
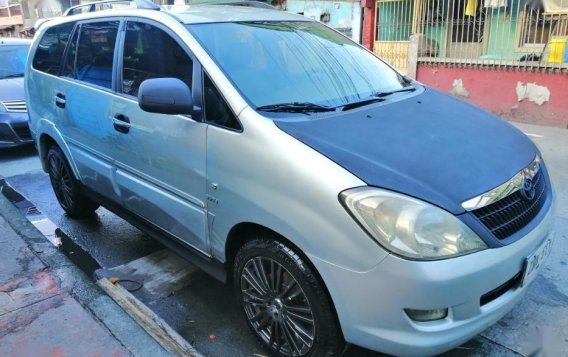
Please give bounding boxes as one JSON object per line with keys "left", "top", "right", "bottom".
{"left": 234, "top": 236, "right": 345, "bottom": 357}
{"left": 47, "top": 146, "right": 99, "bottom": 218}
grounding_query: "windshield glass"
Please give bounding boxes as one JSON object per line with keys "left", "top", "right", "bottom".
{"left": 0, "top": 45, "right": 29, "bottom": 79}
{"left": 188, "top": 21, "right": 407, "bottom": 109}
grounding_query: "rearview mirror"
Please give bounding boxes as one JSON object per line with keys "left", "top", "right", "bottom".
{"left": 138, "top": 78, "right": 193, "bottom": 115}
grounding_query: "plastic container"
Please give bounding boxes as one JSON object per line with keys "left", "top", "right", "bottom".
{"left": 547, "top": 36, "right": 568, "bottom": 63}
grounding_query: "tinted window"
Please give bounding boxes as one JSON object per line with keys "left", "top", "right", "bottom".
{"left": 33, "top": 22, "right": 76, "bottom": 75}
{"left": 189, "top": 22, "right": 406, "bottom": 108}
{"left": 122, "top": 22, "right": 193, "bottom": 97}
{"left": 61, "top": 26, "right": 79, "bottom": 78}
{"left": 203, "top": 73, "right": 241, "bottom": 131}
{"left": 75, "top": 21, "right": 119, "bottom": 89}
{"left": 0, "top": 45, "right": 29, "bottom": 79}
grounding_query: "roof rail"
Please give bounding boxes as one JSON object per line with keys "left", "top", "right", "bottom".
{"left": 213, "top": 1, "right": 275, "bottom": 9}
{"left": 63, "top": 0, "right": 159, "bottom": 16}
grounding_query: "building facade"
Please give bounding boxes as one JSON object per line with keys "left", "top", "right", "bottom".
{"left": 287, "top": 0, "right": 363, "bottom": 42}
{"left": 0, "top": 0, "right": 24, "bottom": 37}
{"left": 363, "top": 0, "right": 568, "bottom": 127}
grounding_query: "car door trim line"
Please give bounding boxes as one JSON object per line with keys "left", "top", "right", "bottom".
{"left": 66, "top": 136, "right": 205, "bottom": 209}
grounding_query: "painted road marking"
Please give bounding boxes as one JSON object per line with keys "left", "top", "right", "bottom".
{"left": 30, "top": 216, "right": 61, "bottom": 246}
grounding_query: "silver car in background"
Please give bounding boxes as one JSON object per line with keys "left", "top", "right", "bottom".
{"left": 25, "top": 2, "right": 555, "bottom": 356}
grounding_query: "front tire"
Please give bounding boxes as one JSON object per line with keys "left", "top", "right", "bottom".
{"left": 47, "top": 146, "right": 99, "bottom": 218}
{"left": 234, "top": 237, "right": 344, "bottom": 357}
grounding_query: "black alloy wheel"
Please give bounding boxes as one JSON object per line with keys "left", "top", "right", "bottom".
{"left": 234, "top": 238, "right": 344, "bottom": 357}
{"left": 47, "top": 146, "right": 99, "bottom": 218}
{"left": 242, "top": 256, "right": 315, "bottom": 355}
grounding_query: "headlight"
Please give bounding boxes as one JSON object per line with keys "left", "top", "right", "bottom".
{"left": 0, "top": 103, "right": 6, "bottom": 113}
{"left": 340, "top": 188, "right": 487, "bottom": 260}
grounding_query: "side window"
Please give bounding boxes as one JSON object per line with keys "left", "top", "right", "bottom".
{"left": 32, "top": 22, "right": 76, "bottom": 75}
{"left": 122, "top": 22, "right": 193, "bottom": 97}
{"left": 61, "top": 25, "right": 79, "bottom": 78}
{"left": 74, "top": 21, "right": 119, "bottom": 89}
{"left": 203, "top": 73, "right": 241, "bottom": 131}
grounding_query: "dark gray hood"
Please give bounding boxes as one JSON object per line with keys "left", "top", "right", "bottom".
{"left": 275, "top": 88, "right": 537, "bottom": 214}
{"left": 0, "top": 77, "right": 25, "bottom": 101}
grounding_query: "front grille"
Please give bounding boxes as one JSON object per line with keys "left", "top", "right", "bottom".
{"left": 12, "top": 123, "right": 32, "bottom": 140}
{"left": 472, "top": 170, "right": 547, "bottom": 240}
{"left": 1, "top": 100, "right": 27, "bottom": 113}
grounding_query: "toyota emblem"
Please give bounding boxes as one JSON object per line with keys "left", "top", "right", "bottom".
{"left": 519, "top": 176, "right": 536, "bottom": 201}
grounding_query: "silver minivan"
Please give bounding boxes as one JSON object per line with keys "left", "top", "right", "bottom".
{"left": 26, "top": 2, "right": 555, "bottom": 356}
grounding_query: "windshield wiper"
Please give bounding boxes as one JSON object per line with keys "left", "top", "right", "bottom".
{"left": 256, "top": 102, "right": 336, "bottom": 113}
{"left": 373, "top": 86, "right": 416, "bottom": 98}
{"left": 0, "top": 73, "right": 24, "bottom": 79}
{"left": 340, "top": 97, "right": 385, "bottom": 111}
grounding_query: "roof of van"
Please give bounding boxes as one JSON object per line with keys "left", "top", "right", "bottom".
{"left": 167, "top": 5, "right": 310, "bottom": 24}
{"left": 34, "top": 3, "right": 312, "bottom": 33}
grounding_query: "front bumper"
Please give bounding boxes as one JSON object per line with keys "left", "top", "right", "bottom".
{"left": 0, "top": 112, "right": 33, "bottom": 148}
{"left": 311, "top": 196, "right": 555, "bottom": 357}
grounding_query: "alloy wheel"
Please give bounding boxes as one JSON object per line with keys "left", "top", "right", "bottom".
{"left": 49, "top": 153, "right": 74, "bottom": 210}
{"left": 241, "top": 257, "right": 315, "bottom": 356}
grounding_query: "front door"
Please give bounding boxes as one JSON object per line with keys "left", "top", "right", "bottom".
{"left": 374, "top": 0, "right": 413, "bottom": 73}
{"left": 109, "top": 20, "right": 209, "bottom": 254}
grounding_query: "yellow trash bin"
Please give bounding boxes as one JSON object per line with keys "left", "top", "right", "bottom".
{"left": 548, "top": 36, "right": 568, "bottom": 63}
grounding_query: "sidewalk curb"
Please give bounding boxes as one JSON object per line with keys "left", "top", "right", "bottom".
{"left": 0, "top": 177, "right": 170, "bottom": 357}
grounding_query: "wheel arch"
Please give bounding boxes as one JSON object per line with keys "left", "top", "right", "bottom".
{"left": 224, "top": 222, "right": 344, "bottom": 336}
{"left": 38, "top": 133, "right": 57, "bottom": 167}
{"left": 37, "top": 128, "right": 80, "bottom": 180}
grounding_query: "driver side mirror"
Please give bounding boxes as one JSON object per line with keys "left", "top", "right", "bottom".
{"left": 138, "top": 78, "right": 193, "bottom": 115}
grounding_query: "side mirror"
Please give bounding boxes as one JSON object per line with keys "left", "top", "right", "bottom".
{"left": 138, "top": 78, "right": 193, "bottom": 115}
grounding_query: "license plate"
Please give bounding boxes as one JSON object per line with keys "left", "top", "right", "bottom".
{"left": 521, "top": 236, "right": 553, "bottom": 287}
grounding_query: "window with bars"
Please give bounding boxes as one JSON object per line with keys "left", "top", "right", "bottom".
{"left": 518, "top": 3, "right": 568, "bottom": 50}
{"left": 519, "top": 8, "right": 555, "bottom": 47}
{"left": 375, "top": 0, "right": 414, "bottom": 42}
{"left": 412, "top": 0, "right": 568, "bottom": 68}
{"left": 448, "top": 1, "right": 486, "bottom": 43}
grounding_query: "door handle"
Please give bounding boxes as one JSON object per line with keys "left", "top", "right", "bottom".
{"left": 55, "top": 93, "right": 66, "bottom": 108}
{"left": 112, "top": 114, "right": 131, "bottom": 134}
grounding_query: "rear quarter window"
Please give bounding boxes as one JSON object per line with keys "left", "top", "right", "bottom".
{"left": 33, "top": 22, "right": 76, "bottom": 75}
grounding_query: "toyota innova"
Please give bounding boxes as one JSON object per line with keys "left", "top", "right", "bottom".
{"left": 26, "top": 2, "right": 555, "bottom": 356}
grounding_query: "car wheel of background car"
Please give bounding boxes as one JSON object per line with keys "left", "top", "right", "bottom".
{"left": 234, "top": 236, "right": 345, "bottom": 357}
{"left": 47, "top": 146, "right": 99, "bottom": 218}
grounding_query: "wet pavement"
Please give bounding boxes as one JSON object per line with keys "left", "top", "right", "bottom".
{"left": 0, "top": 212, "right": 131, "bottom": 357}
{"left": 3, "top": 170, "right": 272, "bottom": 356}
{"left": 1, "top": 121, "right": 567, "bottom": 357}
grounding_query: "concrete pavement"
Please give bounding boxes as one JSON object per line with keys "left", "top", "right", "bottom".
{"left": 0, "top": 178, "right": 170, "bottom": 357}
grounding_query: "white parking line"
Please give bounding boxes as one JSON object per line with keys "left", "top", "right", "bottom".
{"left": 30, "top": 216, "right": 61, "bottom": 246}
{"left": 524, "top": 132, "right": 544, "bottom": 138}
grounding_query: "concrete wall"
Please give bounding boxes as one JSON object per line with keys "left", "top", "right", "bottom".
{"left": 417, "top": 64, "right": 568, "bottom": 128}
{"left": 361, "top": 0, "right": 374, "bottom": 49}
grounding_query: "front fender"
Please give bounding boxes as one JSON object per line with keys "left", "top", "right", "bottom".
{"left": 206, "top": 109, "right": 387, "bottom": 273}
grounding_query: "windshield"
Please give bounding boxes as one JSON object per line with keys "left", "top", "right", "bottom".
{"left": 188, "top": 21, "right": 408, "bottom": 109}
{"left": 0, "top": 45, "right": 29, "bottom": 79}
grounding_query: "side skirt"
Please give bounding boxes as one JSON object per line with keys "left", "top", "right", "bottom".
{"left": 83, "top": 187, "right": 228, "bottom": 283}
